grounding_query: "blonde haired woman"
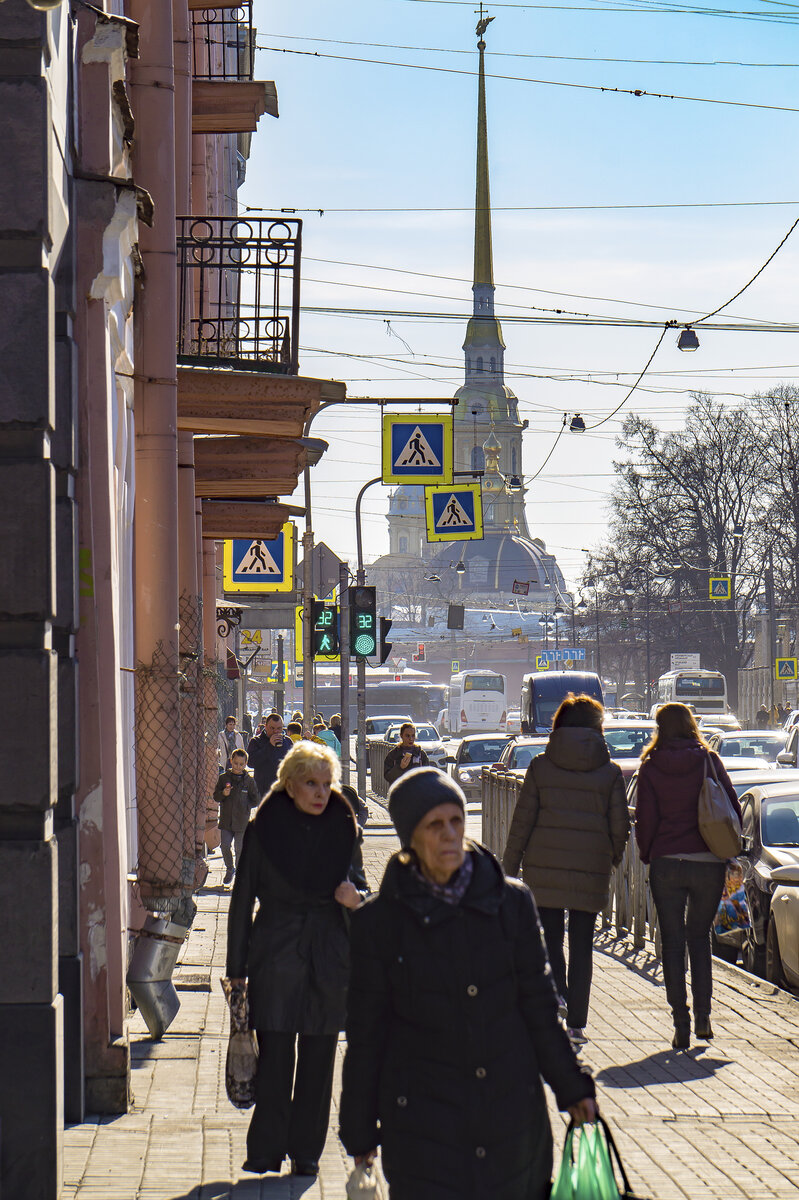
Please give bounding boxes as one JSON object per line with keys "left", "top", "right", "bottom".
{"left": 227, "top": 742, "right": 367, "bottom": 1177}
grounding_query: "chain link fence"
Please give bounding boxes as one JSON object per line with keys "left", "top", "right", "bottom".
{"left": 133, "top": 592, "right": 221, "bottom": 919}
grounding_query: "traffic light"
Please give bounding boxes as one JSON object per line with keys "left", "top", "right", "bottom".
{"left": 312, "top": 599, "right": 339, "bottom": 657}
{"left": 412, "top": 642, "right": 425, "bottom": 662}
{"left": 379, "top": 616, "right": 393, "bottom": 666}
{"left": 350, "top": 586, "right": 377, "bottom": 657}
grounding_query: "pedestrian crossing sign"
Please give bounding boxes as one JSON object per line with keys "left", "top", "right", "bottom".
{"left": 382, "top": 413, "right": 453, "bottom": 485}
{"left": 424, "top": 482, "right": 484, "bottom": 542}
{"left": 222, "top": 523, "right": 295, "bottom": 593}
{"left": 535, "top": 655, "right": 551, "bottom": 670}
{"left": 709, "top": 575, "right": 732, "bottom": 600}
{"left": 776, "top": 658, "right": 798, "bottom": 681}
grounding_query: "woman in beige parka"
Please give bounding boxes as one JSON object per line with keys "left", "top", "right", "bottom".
{"left": 502, "top": 694, "right": 630, "bottom": 1045}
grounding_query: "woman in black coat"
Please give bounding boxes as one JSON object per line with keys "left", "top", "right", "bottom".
{"left": 340, "top": 769, "right": 597, "bottom": 1200}
{"left": 226, "top": 741, "right": 366, "bottom": 1178}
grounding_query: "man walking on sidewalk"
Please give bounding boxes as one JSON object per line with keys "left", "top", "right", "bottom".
{"left": 383, "top": 723, "right": 429, "bottom": 785}
{"left": 214, "top": 749, "right": 259, "bottom": 886}
{"left": 248, "top": 713, "right": 293, "bottom": 798}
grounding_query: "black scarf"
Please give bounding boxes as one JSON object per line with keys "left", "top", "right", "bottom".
{"left": 254, "top": 788, "right": 356, "bottom": 896}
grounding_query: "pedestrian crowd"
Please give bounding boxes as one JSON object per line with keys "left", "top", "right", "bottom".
{"left": 210, "top": 694, "right": 741, "bottom": 1197}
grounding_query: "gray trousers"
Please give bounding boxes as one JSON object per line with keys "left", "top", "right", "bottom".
{"left": 220, "top": 828, "right": 245, "bottom": 873}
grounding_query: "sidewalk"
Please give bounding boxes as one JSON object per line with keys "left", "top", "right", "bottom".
{"left": 63, "top": 798, "right": 799, "bottom": 1199}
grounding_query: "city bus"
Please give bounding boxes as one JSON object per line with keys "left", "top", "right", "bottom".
{"left": 448, "top": 670, "right": 507, "bottom": 734}
{"left": 309, "top": 680, "right": 447, "bottom": 726}
{"left": 520, "top": 670, "right": 604, "bottom": 734}
{"left": 653, "top": 669, "right": 727, "bottom": 716}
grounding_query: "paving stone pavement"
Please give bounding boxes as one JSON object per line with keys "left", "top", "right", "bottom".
{"left": 63, "top": 795, "right": 799, "bottom": 1199}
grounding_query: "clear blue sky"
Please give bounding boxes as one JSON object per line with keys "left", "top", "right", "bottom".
{"left": 244, "top": 0, "right": 799, "bottom": 590}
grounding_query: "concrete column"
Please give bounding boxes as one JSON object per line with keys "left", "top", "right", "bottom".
{"left": 127, "top": 0, "right": 186, "bottom": 910}
{"left": 0, "top": 4, "right": 66, "bottom": 1195}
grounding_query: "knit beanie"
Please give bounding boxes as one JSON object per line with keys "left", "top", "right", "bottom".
{"left": 387, "top": 767, "right": 466, "bottom": 848}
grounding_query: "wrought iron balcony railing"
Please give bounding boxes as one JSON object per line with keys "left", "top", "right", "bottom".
{"left": 176, "top": 215, "right": 302, "bottom": 375}
{"left": 191, "top": 4, "right": 255, "bottom": 82}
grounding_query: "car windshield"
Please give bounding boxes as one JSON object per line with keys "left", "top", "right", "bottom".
{"left": 603, "top": 726, "right": 654, "bottom": 759}
{"left": 459, "top": 738, "right": 508, "bottom": 764}
{"left": 718, "top": 734, "right": 786, "bottom": 762}
{"left": 367, "top": 717, "right": 410, "bottom": 736}
{"left": 510, "top": 744, "right": 547, "bottom": 769}
{"left": 407, "top": 725, "right": 438, "bottom": 742}
{"left": 762, "top": 797, "right": 799, "bottom": 847}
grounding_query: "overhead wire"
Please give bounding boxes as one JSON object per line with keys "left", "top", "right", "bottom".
{"left": 257, "top": 44, "right": 799, "bottom": 114}
{"left": 694, "top": 215, "right": 799, "bottom": 322}
{"left": 263, "top": 32, "right": 799, "bottom": 68}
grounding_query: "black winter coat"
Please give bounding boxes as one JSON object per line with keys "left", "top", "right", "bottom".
{"left": 213, "top": 768, "right": 259, "bottom": 832}
{"left": 246, "top": 731, "right": 293, "bottom": 797}
{"left": 226, "top": 788, "right": 367, "bottom": 1033}
{"left": 339, "top": 843, "right": 594, "bottom": 1200}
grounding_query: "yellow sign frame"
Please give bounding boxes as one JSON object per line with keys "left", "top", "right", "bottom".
{"left": 776, "top": 657, "right": 798, "bottom": 681}
{"left": 381, "top": 413, "right": 453, "bottom": 485}
{"left": 424, "top": 482, "right": 484, "bottom": 542}
{"left": 222, "top": 523, "right": 295, "bottom": 594}
{"left": 708, "top": 575, "right": 731, "bottom": 601}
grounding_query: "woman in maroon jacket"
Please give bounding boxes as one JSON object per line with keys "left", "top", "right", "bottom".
{"left": 635, "top": 703, "right": 742, "bottom": 1049}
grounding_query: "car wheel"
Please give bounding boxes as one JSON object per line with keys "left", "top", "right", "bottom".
{"left": 711, "top": 932, "right": 738, "bottom": 964}
{"left": 742, "top": 927, "right": 766, "bottom": 976}
{"left": 766, "top": 919, "right": 787, "bottom": 989}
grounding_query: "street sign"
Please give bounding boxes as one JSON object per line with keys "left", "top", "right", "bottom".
{"left": 537, "top": 649, "right": 586, "bottom": 662}
{"left": 671, "top": 652, "right": 700, "bottom": 669}
{"left": 266, "top": 661, "right": 289, "bottom": 684}
{"left": 297, "top": 541, "right": 344, "bottom": 601}
{"left": 668, "top": 600, "right": 683, "bottom": 614}
{"left": 709, "top": 576, "right": 731, "bottom": 600}
{"left": 512, "top": 580, "right": 529, "bottom": 596}
{"left": 223, "top": 524, "right": 295, "bottom": 594}
{"left": 382, "top": 413, "right": 453, "bottom": 485}
{"left": 451, "top": 660, "right": 460, "bottom": 673}
{"left": 425, "top": 482, "right": 484, "bottom": 542}
{"left": 535, "top": 654, "right": 550, "bottom": 670}
{"left": 776, "top": 658, "right": 798, "bottom": 681}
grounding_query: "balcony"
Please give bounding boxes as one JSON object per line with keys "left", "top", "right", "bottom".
{"left": 177, "top": 215, "right": 301, "bottom": 374}
{"left": 190, "top": 3, "right": 254, "bottom": 82}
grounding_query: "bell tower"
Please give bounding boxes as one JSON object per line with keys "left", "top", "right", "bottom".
{"left": 453, "top": 12, "right": 528, "bottom": 534}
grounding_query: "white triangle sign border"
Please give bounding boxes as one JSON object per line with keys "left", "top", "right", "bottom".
{"left": 394, "top": 424, "right": 442, "bottom": 471}
{"left": 235, "top": 539, "right": 282, "bottom": 576}
{"left": 434, "top": 492, "right": 473, "bottom": 530}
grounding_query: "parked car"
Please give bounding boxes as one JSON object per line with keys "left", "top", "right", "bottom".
{"left": 448, "top": 734, "right": 512, "bottom": 799}
{"left": 491, "top": 736, "right": 548, "bottom": 779}
{"left": 705, "top": 730, "right": 787, "bottom": 764}
{"left": 384, "top": 722, "right": 448, "bottom": 770}
{"left": 697, "top": 713, "right": 741, "bottom": 733}
{"left": 504, "top": 708, "right": 522, "bottom": 735}
{"left": 765, "top": 863, "right": 799, "bottom": 989}
{"left": 778, "top": 724, "right": 799, "bottom": 768}
{"left": 602, "top": 718, "right": 656, "bottom": 782}
{"left": 365, "top": 715, "right": 412, "bottom": 744}
{"left": 716, "top": 781, "right": 799, "bottom": 975}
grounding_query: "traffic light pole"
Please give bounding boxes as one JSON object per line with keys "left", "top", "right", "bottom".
{"left": 355, "top": 476, "right": 381, "bottom": 798}
{"left": 339, "top": 561, "right": 351, "bottom": 787}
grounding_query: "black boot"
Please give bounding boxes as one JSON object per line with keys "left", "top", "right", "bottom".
{"left": 672, "top": 1019, "right": 690, "bottom": 1050}
{"left": 694, "top": 1015, "right": 713, "bottom": 1040}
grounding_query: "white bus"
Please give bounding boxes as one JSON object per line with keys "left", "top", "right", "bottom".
{"left": 449, "top": 670, "right": 507, "bottom": 734}
{"left": 654, "top": 669, "right": 727, "bottom": 716}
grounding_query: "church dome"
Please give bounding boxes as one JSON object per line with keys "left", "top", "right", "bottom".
{"left": 430, "top": 532, "right": 566, "bottom": 597}
{"left": 387, "top": 484, "right": 425, "bottom": 516}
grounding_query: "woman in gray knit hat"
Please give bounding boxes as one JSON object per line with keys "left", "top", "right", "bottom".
{"left": 339, "top": 767, "right": 596, "bottom": 1200}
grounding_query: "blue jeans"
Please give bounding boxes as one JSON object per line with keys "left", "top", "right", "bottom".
{"left": 649, "top": 857, "right": 726, "bottom": 1023}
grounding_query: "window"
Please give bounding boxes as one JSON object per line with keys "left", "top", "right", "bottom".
{"left": 399, "top": 536, "right": 408, "bottom": 553}
{"left": 476, "top": 356, "right": 483, "bottom": 372}
{"left": 490, "top": 357, "right": 496, "bottom": 373}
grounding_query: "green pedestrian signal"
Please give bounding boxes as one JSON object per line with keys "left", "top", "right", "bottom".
{"left": 311, "top": 600, "right": 339, "bottom": 658}
{"left": 350, "top": 586, "right": 377, "bottom": 658}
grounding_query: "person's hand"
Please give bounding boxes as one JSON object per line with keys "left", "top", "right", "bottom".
{"left": 400, "top": 752, "right": 412, "bottom": 768}
{"left": 223, "top": 783, "right": 232, "bottom": 795}
{"left": 270, "top": 731, "right": 283, "bottom": 746}
{"left": 568, "top": 1098, "right": 598, "bottom": 1127}
{"left": 334, "top": 881, "right": 361, "bottom": 909}
{"left": 354, "top": 1151, "right": 377, "bottom": 1167}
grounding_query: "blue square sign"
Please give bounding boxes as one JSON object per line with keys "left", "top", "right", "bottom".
{"left": 382, "top": 413, "right": 453, "bottom": 484}
{"left": 222, "top": 524, "right": 295, "bottom": 593}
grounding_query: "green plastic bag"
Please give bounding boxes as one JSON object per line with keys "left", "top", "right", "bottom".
{"left": 551, "top": 1121, "right": 625, "bottom": 1200}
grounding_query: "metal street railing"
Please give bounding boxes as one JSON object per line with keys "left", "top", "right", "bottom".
{"left": 176, "top": 215, "right": 301, "bottom": 374}
{"left": 481, "top": 768, "right": 659, "bottom": 954}
{"left": 191, "top": 4, "right": 254, "bottom": 82}
{"left": 368, "top": 740, "right": 392, "bottom": 799}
